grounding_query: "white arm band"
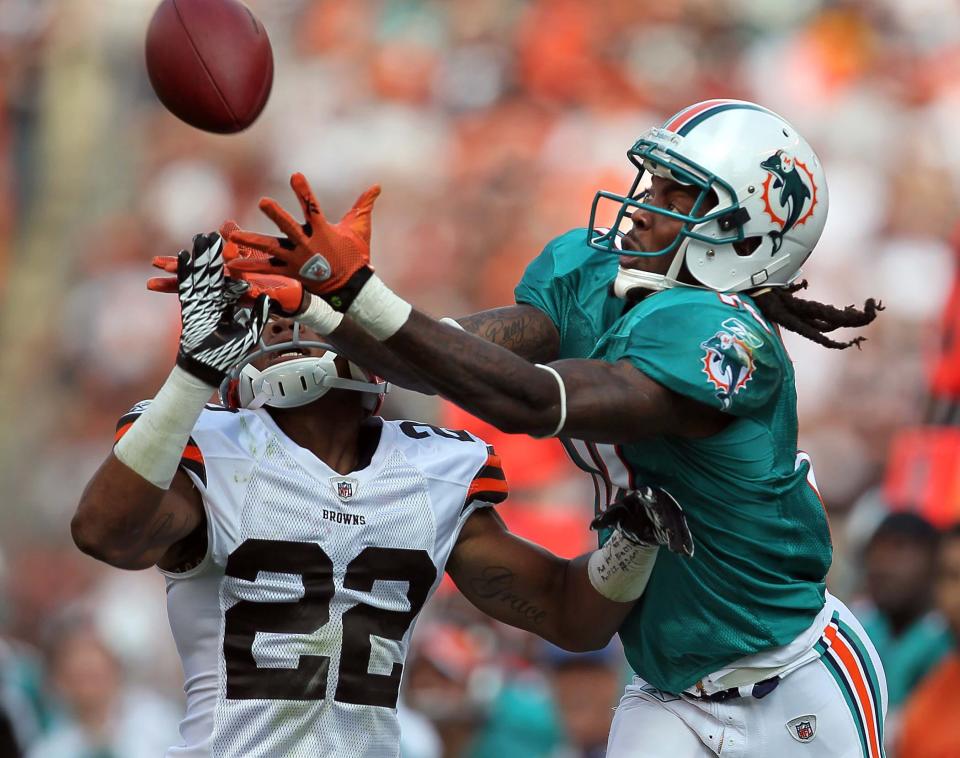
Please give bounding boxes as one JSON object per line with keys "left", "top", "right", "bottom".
{"left": 297, "top": 293, "right": 344, "bottom": 336}
{"left": 113, "top": 366, "right": 213, "bottom": 489}
{"left": 587, "top": 529, "right": 659, "bottom": 602}
{"left": 439, "top": 317, "right": 464, "bottom": 331}
{"left": 533, "top": 364, "right": 567, "bottom": 438}
{"left": 347, "top": 274, "right": 413, "bottom": 341}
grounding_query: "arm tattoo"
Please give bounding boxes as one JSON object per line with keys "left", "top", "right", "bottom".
{"left": 458, "top": 308, "right": 559, "bottom": 363}
{"left": 468, "top": 565, "right": 547, "bottom": 625}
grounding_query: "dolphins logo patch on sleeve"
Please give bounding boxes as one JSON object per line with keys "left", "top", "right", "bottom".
{"left": 760, "top": 150, "right": 819, "bottom": 253}
{"left": 700, "top": 318, "right": 762, "bottom": 410}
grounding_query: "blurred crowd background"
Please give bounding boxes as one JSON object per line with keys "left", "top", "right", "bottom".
{"left": 1, "top": 0, "right": 960, "bottom": 756}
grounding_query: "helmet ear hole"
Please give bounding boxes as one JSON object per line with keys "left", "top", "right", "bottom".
{"left": 734, "top": 236, "right": 762, "bottom": 257}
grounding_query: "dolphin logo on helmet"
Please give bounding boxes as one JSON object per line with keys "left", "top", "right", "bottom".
{"left": 760, "top": 150, "right": 815, "bottom": 254}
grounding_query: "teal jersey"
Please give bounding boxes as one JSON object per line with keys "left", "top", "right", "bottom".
{"left": 514, "top": 228, "right": 623, "bottom": 360}
{"left": 515, "top": 230, "right": 833, "bottom": 694}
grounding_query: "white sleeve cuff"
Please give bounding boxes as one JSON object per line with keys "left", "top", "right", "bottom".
{"left": 587, "top": 529, "right": 659, "bottom": 602}
{"left": 347, "top": 274, "right": 412, "bottom": 341}
{"left": 298, "top": 294, "right": 344, "bottom": 336}
{"left": 113, "top": 366, "right": 212, "bottom": 489}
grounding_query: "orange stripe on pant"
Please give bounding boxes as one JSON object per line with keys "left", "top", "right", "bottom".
{"left": 826, "top": 625, "right": 881, "bottom": 758}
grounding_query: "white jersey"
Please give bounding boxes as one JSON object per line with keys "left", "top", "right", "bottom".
{"left": 116, "top": 404, "right": 506, "bottom": 758}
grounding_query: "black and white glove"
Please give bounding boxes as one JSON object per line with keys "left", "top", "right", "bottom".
{"left": 591, "top": 487, "right": 695, "bottom": 557}
{"left": 176, "top": 232, "right": 270, "bottom": 387}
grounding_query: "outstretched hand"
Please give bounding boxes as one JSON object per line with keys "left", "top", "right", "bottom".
{"left": 173, "top": 231, "right": 270, "bottom": 387}
{"left": 148, "top": 220, "right": 306, "bottom": 316}
{"left": 227, "top": 173, "right": 381, "bottom": 304}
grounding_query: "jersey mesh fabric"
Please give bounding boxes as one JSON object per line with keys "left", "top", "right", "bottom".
{"left": 161, "top": 411, "right": 494, "bottom": 757}
{"left": 515, "top": 231, "right": 831, "bottom": 694}
{"left": 170, "top": 413, "right": 486, "bottom": 758}
{"left": 207, "top": 441, "right": 443, "bottom": 756}
{"left": 514, "top": 228, "right": 623, "bottom": 357}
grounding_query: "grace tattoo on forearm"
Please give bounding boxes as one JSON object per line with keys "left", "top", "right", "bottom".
{"left": 458, "top": 309, "right": 558, "bottom": 362}
{"left": 468, "top": 565, "right": 547, "bottom": 625}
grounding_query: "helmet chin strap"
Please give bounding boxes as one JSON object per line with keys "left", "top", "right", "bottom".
{"left": 247, "top": 385, "right": 272, "bottom": 410}
{"left": 316, "top": 372, "right": 388, "bottom": 394}
{"left": 613, "top": 266, "right": 670, "bottom": 297}
{"left": 613, "top": 238, "right": 690, "bottom": 298}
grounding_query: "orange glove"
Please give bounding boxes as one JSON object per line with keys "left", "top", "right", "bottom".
{"left": 228, "top": 173, "right": 381, "bottom": 308}
{"left": 148, "top": 221, "right": 248, "bottom": 282}
{"left": 148, "top": 221, "right": 306, "bottom": 315}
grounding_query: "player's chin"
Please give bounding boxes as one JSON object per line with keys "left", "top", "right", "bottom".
{"left": 618, "top": 254, "right": 647, "bottom": 270}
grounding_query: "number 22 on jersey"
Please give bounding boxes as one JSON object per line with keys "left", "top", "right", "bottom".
{"left": 223, "top": 539, "right": 437, "bottom": 707}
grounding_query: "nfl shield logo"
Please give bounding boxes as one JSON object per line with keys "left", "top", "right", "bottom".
{"left": 331, "top": 476, "right": 359, "bottom": 502}
{"left": 786, "top": 715, "right": 817, "bottom": 743}
{"left": 300, "top": 253, "right": 332, "bottom": 281}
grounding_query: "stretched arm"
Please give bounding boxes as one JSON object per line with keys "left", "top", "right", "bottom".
{"left": 326, "top": 316, "right": 436, "bottom": 393}
{"left": 335, "top": 309, "right": 728, "bottom": 442}
{"left": 224, "top": 174, "right": 719, "bottom": 439}
{"left": 72, "top": 456, "right": 203, "bottom": 570}
{"left": 446, "top": 508, "right": 642, "bottom": 652}
{"left": 75, "top": 231, "right": 268, "bottom": 571}
{"left": 220, "top": 175, "right": 560, "bottom": 393}
{"left": 322, "top": 304, "right": 560, "bottom": 395}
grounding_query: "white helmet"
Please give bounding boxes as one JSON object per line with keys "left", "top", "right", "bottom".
{"left": 588, "top": 99, "right": 828, "bottom": 294}
{"left": 220, "top": 322, "right": 388, "bottom": 412}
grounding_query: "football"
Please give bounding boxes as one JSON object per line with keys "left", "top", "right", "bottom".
{"left": 145, "top": 0, "right": 274, "bottom": 134}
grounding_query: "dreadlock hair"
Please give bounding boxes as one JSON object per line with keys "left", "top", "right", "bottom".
{"left": 751, "top": 280, "right": 883, "bottom": 350}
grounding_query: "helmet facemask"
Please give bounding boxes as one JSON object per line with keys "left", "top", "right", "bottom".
{"left": 589, "top": 129, "right": 750, "bottom": 296}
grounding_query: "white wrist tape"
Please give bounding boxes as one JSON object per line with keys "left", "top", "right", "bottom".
{"left": 439, "top": 317, "right": 464, "bottom": 331}
{"left": 533, "top": 364, "right": 567, "bottom": 438}
{"left": 297, "top": 293, "right": 344, "bottom": 336}
{"left": 113, "top": 366, "right": 213, "bottom": 489}
{"left": 587, "top": 529, "right": 659, "bottom": 602}
{"left": 347, "top": 274, "right": 412, "bottom": 341}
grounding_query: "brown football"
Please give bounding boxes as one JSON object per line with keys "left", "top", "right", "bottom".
{"left": 145, "top": 0, "right": 274, "bottom": 134}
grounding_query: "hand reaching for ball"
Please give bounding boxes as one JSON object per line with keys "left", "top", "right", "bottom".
{"left": 227, "top": 173, "right": 382, "bottom": 309}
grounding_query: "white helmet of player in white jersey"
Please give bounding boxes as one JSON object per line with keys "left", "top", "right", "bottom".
{"left": 220, "top": 321, "right": 388, "bottom": 411}
{"left": 587, "top": 99, "right": 828, "bottom": 295}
